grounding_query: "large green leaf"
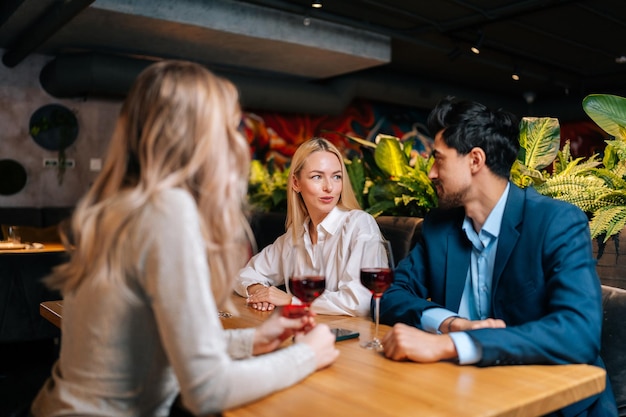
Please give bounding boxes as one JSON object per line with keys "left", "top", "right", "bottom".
{"left": 374, "top": 136, "right": 409, "bottom": 178}
{"left": 518, "top": 117, "right": 560, "bottom": 171}
{"left": 582, "top": 94, "right": 626, "bottom": 141}
{"left": 345, "top": 157, "right": 365, "bottom": 207}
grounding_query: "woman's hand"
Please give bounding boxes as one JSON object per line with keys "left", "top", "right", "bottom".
{"left": 247, "top": 284, "right": 292, "bottom": 311}
{"left": 252, "top": 309, "right": 316, "bottom": 355}
{"left": 295, "top": 324, "right": 340, "bottom": 370}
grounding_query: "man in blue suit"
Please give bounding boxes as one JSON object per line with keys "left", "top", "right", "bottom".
{"left": 378, "top": 97, "right": 617, "bottom": 416}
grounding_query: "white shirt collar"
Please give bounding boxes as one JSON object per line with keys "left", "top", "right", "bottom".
{"left": 302, "top": 206, "right": 347, "bottom": 238}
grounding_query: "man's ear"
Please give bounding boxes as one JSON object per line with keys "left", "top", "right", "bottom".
{"left": 469, "top": 147, "right": 486, "bottom": 173}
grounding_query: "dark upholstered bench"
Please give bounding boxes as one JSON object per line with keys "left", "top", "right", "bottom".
{"left": 601, "top": 284, "right": 626, "bottom": 416}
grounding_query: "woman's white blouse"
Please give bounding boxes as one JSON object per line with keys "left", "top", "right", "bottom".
{"left": 235, "top": 207, "right": 383, "bottom": 316}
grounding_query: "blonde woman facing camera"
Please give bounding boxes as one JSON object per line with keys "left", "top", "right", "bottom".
{"left": 235, "top": 138, "right": 384, "bottom": 316}
{"left": 30, "top": 61, "right": 338, "bottom": 417}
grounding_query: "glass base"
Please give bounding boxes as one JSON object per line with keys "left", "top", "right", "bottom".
{"left": 361, "top": 338, "right": 384, "bottom": 352}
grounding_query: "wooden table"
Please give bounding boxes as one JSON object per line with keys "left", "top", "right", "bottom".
{"left": 40, "top": 299, "right": 63, "bottom": 329}
{"left": 40, "top": 295, "right": 607, "bottom": 417}
{"left": 0, "top": 242, "right": 66, "bottom": 254}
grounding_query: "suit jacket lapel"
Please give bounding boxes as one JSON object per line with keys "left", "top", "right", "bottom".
{"left": 492, "top": 183, "right": 524, "bottom": 290}
{"left": 445, "top": 219, "right": 471, "bottom": 311}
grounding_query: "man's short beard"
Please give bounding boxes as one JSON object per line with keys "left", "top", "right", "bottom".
{"left": 435, "top": 185, "right": 467, "bottom": 210}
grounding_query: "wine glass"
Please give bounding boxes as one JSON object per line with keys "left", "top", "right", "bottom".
{"left": 282, "top": 243, "right": 326, "bottom": 318}
{"left": 360, "top": 239, "right": 394, "bottom": 351}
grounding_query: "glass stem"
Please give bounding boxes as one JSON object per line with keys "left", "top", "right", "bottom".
{"left": 374, "top": 296, "right": 381, "bottom": 341}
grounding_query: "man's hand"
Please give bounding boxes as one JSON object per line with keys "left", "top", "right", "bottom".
{"left": 381, "top": 323, "right": 458, "bottom": 362}
{"left": 246, "top": 284, "right": 292, "bottom": 311}
{"left": 441, "top": 316, "right": 506, "bottom": 333}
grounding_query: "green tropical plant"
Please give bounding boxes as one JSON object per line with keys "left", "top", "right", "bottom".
{"left": 247, "top": 158, "right": 289, "bottom": 212}
{"left": 247, "top": 93, "right": 626, "bottom": 246}
{"left": 581, "top": 94, "right": 626, "bottom": 240}
{"left": 511, "top": 94, "right": 626, "bottom": 245}
{"left": 510, "top": 117, "right": 561, "bottom": 187}
{"left": 346, "top": 134, "right": 437, "bottom": 217}
{"left": 246, "top": 134, "right": 438, "bottom": 217}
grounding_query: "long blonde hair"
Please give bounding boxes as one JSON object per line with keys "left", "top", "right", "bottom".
{"left": 48, "top": 60, "right": 251, "bottom": 309}
{"left": 286, "top": 137, "right": 360, "bottom": 240}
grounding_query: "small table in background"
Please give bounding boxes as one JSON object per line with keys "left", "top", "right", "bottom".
{"left": 39, "top": 300, "right": 63, "bottom": 329}
{"left": 1, "top": 243, "right": 67, "bottom": 342}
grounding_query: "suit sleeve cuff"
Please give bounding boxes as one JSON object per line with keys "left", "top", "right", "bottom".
{"left": 422, "top": 307, "right": 458, "bottom": 333}
{"left": 449, "top": 332, "right": 481, "bottom": 364}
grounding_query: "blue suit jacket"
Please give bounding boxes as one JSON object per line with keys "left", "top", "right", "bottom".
{"left": 379, "top": 183, "right": 617, "bottom": 417}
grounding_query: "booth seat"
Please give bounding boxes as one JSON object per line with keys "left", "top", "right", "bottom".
{"left": 601, "top": 284, "right": 626, "bottom": 415}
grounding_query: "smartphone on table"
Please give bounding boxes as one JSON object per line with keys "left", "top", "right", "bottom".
{"left": 331, "top": 327, "right": 359, "bottom": 341}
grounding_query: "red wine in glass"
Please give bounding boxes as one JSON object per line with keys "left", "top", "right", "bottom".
{"left": 282, "top": 244, "right": 326, "bottom": 318}
{"left": 290, "top": 275, "right": 326, "bottom": 303}
{"left": 360, "top": 268, "right": 393, "bottom": 297}
{"left": 282, "top": 304, "right": 309, "bottom": 318}
{"left": 360, "top": 239, "right": 394, "bottom": 351}
{"left": 282, "top": 276, "right": 326, "bottom": 318}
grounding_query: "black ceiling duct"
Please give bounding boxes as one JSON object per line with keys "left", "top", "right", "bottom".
{"left": 39, "top": 53, "right": 587, "bottom": 119}
{"left": 40, "top": 53, "right": 154, "bottom": 98}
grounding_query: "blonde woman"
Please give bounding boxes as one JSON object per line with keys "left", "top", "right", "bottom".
{"left": 235, "top": 137, "right": 384, "bottom": 316}
{"left": 30, "top": 61, "right": 338, "bottom": 417}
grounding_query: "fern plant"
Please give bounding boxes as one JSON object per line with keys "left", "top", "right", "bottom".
{"left": 581, "top": 94, "right": 626, "bottom": 241}
{"left": 512, "top": 94, "right": 626, "bottom": 245}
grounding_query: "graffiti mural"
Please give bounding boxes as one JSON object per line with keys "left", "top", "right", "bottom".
{"left": 241, "top": 98, "right": 606, "bottom": 168}
{"left": 242, "top": 99, "right": 433, "bottom": 167}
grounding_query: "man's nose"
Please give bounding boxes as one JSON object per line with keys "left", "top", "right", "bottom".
{"left": 428, "top": 166, "right": 437, "bottom": 180}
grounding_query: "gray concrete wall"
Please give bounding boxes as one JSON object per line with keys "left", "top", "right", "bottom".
{"left": 0, "top": 52, "right": 120, "bottom": 207}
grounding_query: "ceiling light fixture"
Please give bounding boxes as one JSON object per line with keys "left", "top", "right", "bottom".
{"left": 470, "top": 31, "right": 484, "bottom": 55}
{"left": 312, "top": 0, "right": 322, "bottom": 8}
{"left": 512, "top": 66, "right": 520, "bottom": 81}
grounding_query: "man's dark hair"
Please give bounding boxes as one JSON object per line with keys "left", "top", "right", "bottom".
{"left": 426, "top": 96, "right": 520, "bottom": 179}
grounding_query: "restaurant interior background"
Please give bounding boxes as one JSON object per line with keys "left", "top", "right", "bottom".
{"left": 1, "top": 0, "right": 625, "bottom": 208}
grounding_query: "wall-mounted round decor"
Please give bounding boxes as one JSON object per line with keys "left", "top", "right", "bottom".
{"left": 29, "top": 104, "right": 78, "bottom": 151}
{"left": 0, "top": 159, "right": 27, "bottom": 195}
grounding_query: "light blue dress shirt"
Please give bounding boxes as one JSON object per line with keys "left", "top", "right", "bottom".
{"left": 421, "top": 184, "right": 509, "bottom": 364}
